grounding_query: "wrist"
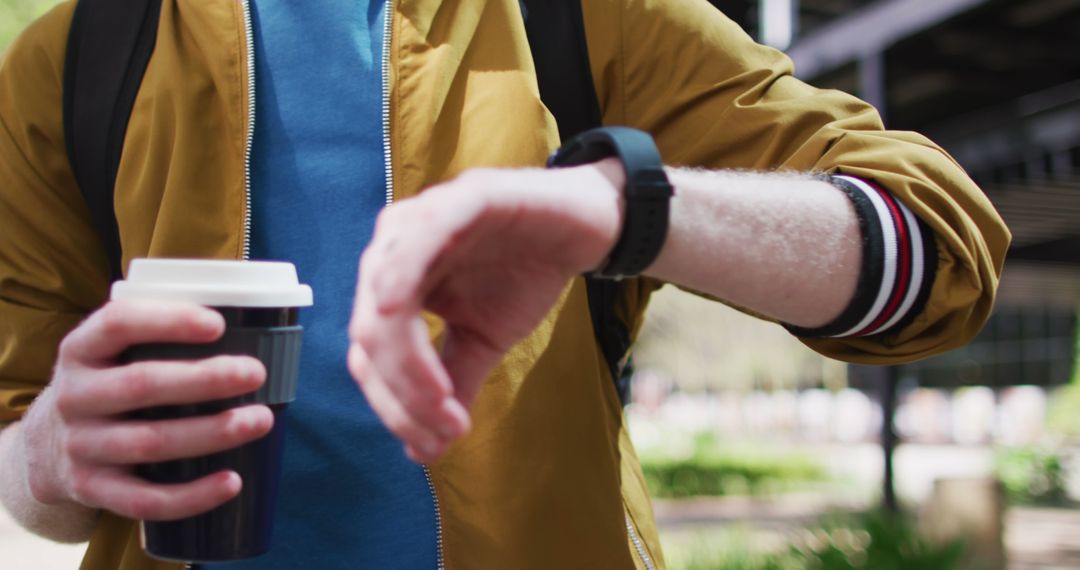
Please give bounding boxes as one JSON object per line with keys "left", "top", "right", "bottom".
{"left": 1, "top": 418, "right": 98, "bottom": 542}
{"left": 17, "top": 392, "right": 71, "bottom": 506}
{"left": 574, "top": 157, "right": 626, "bottom": 271}
{"left": 548, "top": 127, "right": 673, "bottom": 279}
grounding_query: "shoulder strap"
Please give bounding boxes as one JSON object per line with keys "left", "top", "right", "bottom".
{"left": 521, "top": 0, "right": 634, "bottom": 403}
{"left": 63, "top": 0, "right": 163, "bottom": 282}
{"left": 520, "top": 0, "right": 602, "bottom": 141}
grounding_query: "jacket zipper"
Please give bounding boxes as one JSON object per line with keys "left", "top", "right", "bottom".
{"left": 380, "top": 0, "right": 395, "bottom": 208}
{"left": 377, "top": 0, "right": 445, "bottom": 567}
{"left": 240, "top": 0, "right": 257, "bottom": 260}
{"left": 422, "top": 466, "right": 446, "bottom": 570}
{"left": 625, "top": 512, "right": 656, "bottom": 570}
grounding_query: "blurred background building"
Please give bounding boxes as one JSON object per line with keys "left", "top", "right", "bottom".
{"left": 631, "top": 1, "right": 1080, "bottom": 567}
{"left": 688, "top": 0, "right": 1080, "bottom": 452}
{"left": 723, "top": 0, "right": 1080, "bottom": 309}
{"left": 633, "top": 0, "right": 1080, "bottom": 467}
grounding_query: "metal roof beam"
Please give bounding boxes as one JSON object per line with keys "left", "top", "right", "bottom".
{"left": 788, "top": 0, "right": 992, "bottom": 79}
{"left": 1010, "top": 237, "right": 1080, "bottom": 266}
{"left": 932, "top": 87, "right": 1080, "bottom": 176}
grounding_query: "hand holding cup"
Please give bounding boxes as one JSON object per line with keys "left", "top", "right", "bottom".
{"left": 22, "top": 299, "right": 272, "bottom": 521}
{"left": 24, "top": 259, "right": 311, "bottom": 563}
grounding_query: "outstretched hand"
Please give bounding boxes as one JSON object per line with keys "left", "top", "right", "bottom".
{"left": 348, "top": 160, "right": 624, "bottom": 463}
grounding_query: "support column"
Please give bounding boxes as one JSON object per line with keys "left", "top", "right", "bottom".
{"left": 859, "top": 51, "right": 887, "bottom": 123}
{"left": 882, "top": 365, "right": 899, "bottom": 513}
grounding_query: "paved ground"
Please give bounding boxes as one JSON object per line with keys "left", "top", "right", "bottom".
{"left": 656, "top": 496, "right": 1080, "bottom": 570}
{"left": 1007, "top": 507, "right": 1080, "bottom": 570}
{"left": 0, "top": 508, "right": 86, "bottom": 569}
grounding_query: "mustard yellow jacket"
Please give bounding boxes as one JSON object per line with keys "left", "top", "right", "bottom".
{"left": 0, "top": 0, "right": 1008, "bottom": 568}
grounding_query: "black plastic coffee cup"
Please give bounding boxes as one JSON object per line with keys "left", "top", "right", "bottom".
{"left": 111, "top": 259, "right": 313, "bottom": 563}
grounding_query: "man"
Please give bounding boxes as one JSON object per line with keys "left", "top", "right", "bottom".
{"left": 0, "top": 0, "right": 1008, "bottom": 568}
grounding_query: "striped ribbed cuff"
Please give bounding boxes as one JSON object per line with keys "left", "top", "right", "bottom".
{"left": 786, "top": 175, "right": 937, "bottom": 339}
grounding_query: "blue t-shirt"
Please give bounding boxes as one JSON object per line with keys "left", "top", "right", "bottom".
{"left": 213, "top": 1, "right": 439, "bottom": 567}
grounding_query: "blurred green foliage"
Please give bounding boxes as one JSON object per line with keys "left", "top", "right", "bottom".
{"left": 663, "top": 528, "right": 804, "bottom": 570}
{"left": 665, "top": 512, "right": 966, "bottom": 570}
{"left": 1047, "top": 383, "right": 1080, "bottom": 441}
{"left": 994, "top": 446, "right": 1070, "bottom": 505}
{"left": 1074, "top": 308, "right": 1080, "bottom": 385}
{"left": 639, "top": 432, "right": 825, "bottom": 498}
{"left": 1, "top": 0, "right": 61, "bottom": 53}
{"left": 795, "top": 511, "right": 967, "bottom": 570}
{"left": 1047, "top": 324, "right": 1080, "bottom": 439}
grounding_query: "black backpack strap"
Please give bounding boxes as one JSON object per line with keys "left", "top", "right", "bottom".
{"left": 521, "top": 0, "right": 634, "bottom": 403}
{"left": 63, "top": 0, "right": 163, "bottom": 282}
{"left": 520, "top": 0, "right": 602, "bottom": 140}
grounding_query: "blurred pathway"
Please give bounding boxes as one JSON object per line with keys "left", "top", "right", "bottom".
{"left": 0, "top": 508, "right": 87, "bottom": 569}
{"left": 1007, "top": 507, "right": 1080, "bottom": 570}
{"left": 656, "top": 497, "right": 1080, "bottom": 569}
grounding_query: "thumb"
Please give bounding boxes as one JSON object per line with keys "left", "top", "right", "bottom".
{"left": 440, "top": 326, "right": 504, "bottom": 409}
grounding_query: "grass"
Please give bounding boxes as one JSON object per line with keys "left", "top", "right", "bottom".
{"left": 637, "top": 431, "right": 827, "bottom": 499}
{"left": 661, "top": 511, "right": 968, "bottom": 570}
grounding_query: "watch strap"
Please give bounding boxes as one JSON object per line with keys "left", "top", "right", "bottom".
{"left": 547, "top": 127, "right": 673, "bottom": 279}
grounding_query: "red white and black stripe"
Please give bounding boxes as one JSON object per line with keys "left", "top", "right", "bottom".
{"left": 787, "top": 175, "right": 937, "bottom": 339}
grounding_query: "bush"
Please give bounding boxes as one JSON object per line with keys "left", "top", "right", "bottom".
{"left": 1047, "top": 383, "right": 1080, "bottom": 442}
{"left": 793, "top": 511, "right": 967, "bottom": 570}
{"left": 663, "top": 528, "right": 804, "bottom": 570}
{"left": 662, "top": 511, "right": 967, "bottom": 570}
{"left": 994, "top": 446, "right": 1070, "bottom": 505}
{"left": 639, "top": 433, "right": 825, "bottom": 498}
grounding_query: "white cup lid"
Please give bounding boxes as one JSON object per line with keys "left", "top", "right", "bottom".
{"left": 111, "top": 259, "right": 314, "bottom": 307}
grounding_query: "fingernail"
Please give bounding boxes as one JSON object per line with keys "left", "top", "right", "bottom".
{"left": 243, "top": 360, "right": 264, "bottom": 382}
{"left": 197, "top": 311, "right": 222, "bottom": 331}
{"left": 222, "top": 471, "right": 243, "bottom": 494}
{"left": 227, "top": 411, "right": 255, "bottom": 437}
{"left": 438, "top": 424, "right": 459, "bottom": 440}
{"left": 419, "top": 439, "right": 440, "bottom": 457}
{"left": 441, "top": 400, "right": 470, "bottom": 436}
{"left": 230, "top": 361, "right": 254, "bottom": 384}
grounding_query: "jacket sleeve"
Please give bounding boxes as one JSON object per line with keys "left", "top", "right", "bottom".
{"left": 0, "top": 2, "right": 110, "bottom": 425}
{"left": 582, "top": 0, "right": 1010, "bottom": 364}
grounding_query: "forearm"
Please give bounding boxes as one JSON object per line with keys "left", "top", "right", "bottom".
{"left": 0, "top": 418, "right": 98, "bottom": 543}
{"left": 642, "top": 168, "right": 862, "bottom": 328}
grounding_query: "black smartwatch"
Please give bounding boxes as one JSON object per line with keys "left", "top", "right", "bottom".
{"left": 547, "top": 127, "right": 674, "bottom": 280}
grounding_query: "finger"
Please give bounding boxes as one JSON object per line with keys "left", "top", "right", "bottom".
{"left": 441, "top": 325, "right": 504, "bottom": 409}
{"left": 357, "top": 305, "right": 468, "bottom": 440}
{"left": 348, "top": 238, "right": 387, "bottom": 340}
{"left": 61, "top": 300, "right": 225, "bottom": 364}
{"left": 352, "top": 265, "right": 459, "bottom": 421}
{"left": 352, "top": 209, "right": 469, "bottom": 443}
{"left": 367, "top": 193, "right": 479, "bottom": 315}
{"left": 366, "top": 204, "right": 441, "bottom": 314}
{"left": 404, "top": 442, "right": 448, "bottom": 464}
{"left": 348, "top": 343, "right": 448, "bottom": 461}
{"left": 73, "top": 466, "right": 242, "bottom": 521}
{"left": 57, "top": 355, "right": 265, "bottom": 419}
{"left": 67, "top": 404, "right": 274, "bottom": 464}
